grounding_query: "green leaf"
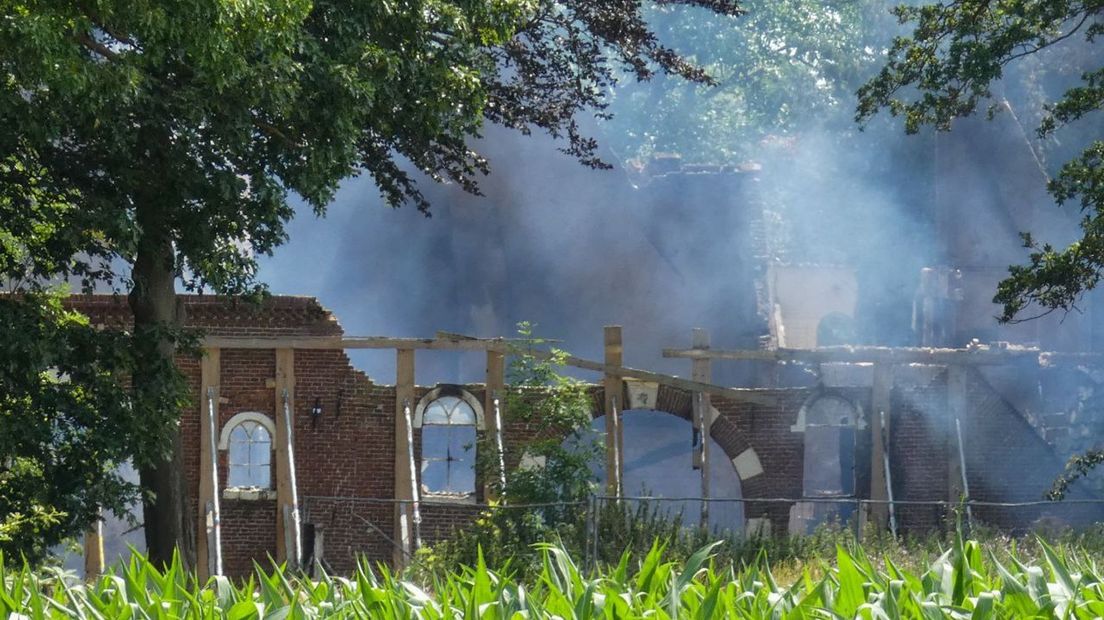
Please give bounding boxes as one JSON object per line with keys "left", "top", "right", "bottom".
{"left": 227, "top": 600, "right": 262, "bottom": 620}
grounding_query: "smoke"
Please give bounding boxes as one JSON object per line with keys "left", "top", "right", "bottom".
{"left": 246, "top": 4, "right": 1104, "bottom": 534}
{"left": 258, "top": 129, "right": 941, "bottom": 385}
{"left": 256, "top": 4, "right": 1098, "bottom": 387}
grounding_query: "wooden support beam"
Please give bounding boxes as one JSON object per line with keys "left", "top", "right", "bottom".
{"left": 204, "top": 336, "right": 1098, "bottom": 368}
{"left": 663, "top": 345, "right": 1046, "bottom": 366}
{"left": 869, "top": 362, "right": 893, "bottom": 529}
{"left": 393, "top": 349, "right": 416, "bottom": 568}
{"left": 691, "top": 329, "right": 711, "bottom": 529}
{"left": 564, "top": 352, "right": 774, "bottom": 405}
{"left": 204, "top": 334, "right": 777, "bottom": 406}
{"left": 604, "top": 326, "right": 623, "bottom": 497}
{"left": 197, "top": 348, "right": 221, "bottom": 580}
{"left": 83, "top": 517, "right": 103, "bottom": 580}
{"left": 485, "top": 350, "right": 506, "bottom": 499}
{"left": 274, "top": 348, "right": 301, "bottom": 568}
{"left": 946, "top": 365, "right": 967, "bottom": 512}
{"left": 204, "top": 334, "right": 1047, "bottom": 365}
{"left": 436, "top": 332, "right": 776, "bottom": 406}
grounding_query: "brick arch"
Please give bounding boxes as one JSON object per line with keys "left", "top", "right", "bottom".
{"left": 590, "top": 382, "right": 767, "bottom": 481}
{"left": 590, "top": 401, "right": 748, "bottom": 529}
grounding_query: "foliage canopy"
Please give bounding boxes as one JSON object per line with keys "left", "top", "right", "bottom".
{"left": 0, "top": 0, "right": 741, "bottom": 561}
{"left": 0, "top": 293, "right": 190, "bottom": 561}
{"left": 856, "top": 0, "right": 1104, "bottom": 323}
{"left": 607, "top": 0, "right": 893, "bottom": 165}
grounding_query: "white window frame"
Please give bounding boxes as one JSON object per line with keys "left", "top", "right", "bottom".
{"left": 218, "top": 411, "right": 277, "bottom": 500}
{"left": 415, "top": 387, "right": 482, "bottom": 500}
{"left": 413, "top": 386, "right": 485, "bottom": 430}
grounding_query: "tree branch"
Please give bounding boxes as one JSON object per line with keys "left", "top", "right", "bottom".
{"left": 77, "top": 1, "right": 138, "bottom": 49}
{"left": 75, "top": 32, "right": 121, "bottom": 62}
{"left": 253, "top": 119, "right": 297, "bottom": 148}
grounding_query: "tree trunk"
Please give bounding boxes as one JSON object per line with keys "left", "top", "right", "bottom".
{"left": 129, "top": 200, "right": 193, "bottom": 569}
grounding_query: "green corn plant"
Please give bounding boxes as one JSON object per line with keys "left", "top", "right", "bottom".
{"left": 5, "top": 529, "right": 1104, "bottom": 618}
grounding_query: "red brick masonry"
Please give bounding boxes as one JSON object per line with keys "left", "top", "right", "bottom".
{"left": 66, "top": 295, "right": 1101, "bottom": 576}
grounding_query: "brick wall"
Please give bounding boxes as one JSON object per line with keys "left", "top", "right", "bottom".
{"left": 419, "top": 502, "right": 484, "bottom": 547}
{"left": 713, "top": 391, "right": 805, "bottom": 531}
{"left": 64, "top": 294, "right": 1096, "bottom": 576}
{"left": 221, "top": 500, "right": 278, "bottom": 577}
{"left": 66, "top": 294, "right": 343, "bottom": 337}
{"left": 68, "top": 296, "right": 404, "bottom": 574}
{"left": 177, "top": 354, "right": 203, "bottom": 513}
{"left": 890, "top": 380, "right": 951, "bottom": 533}
{"left": 965, "top": 370, "right": 1104, "bottom": 529}
{"left": 301, "top": 498, "right": 393, "bottom": 574}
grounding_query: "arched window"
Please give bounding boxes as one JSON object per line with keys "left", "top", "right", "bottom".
{"left": 418, "top": 394, "right": 478, "bottom": 496}
{"left": 801, "top": 394, "right": 859, "bottom": 498}
{"left": 218, "top": 412, "right": 275, "bottom": 489}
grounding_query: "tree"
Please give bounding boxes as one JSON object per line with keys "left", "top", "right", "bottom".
{"left": 0, "top": 156, "right": 190, "bottom": 561}
{"left": 604, "top": 0, "right": 893, "bottom": 165}
{"left": 0, "top": 292, "right": 188, "bottom": 562}
{"left": 1, "top": 0, "right": 739, "bottom": 565}
{"left": 855, "top": 0, "right": 1104, "bottom": 322}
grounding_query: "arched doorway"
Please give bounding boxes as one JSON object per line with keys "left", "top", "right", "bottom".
{"left": 583, "top": 410, "right": 744, "bottom": 532}
{"left": 790, "top": 392, "right": 864, "bottom": 533}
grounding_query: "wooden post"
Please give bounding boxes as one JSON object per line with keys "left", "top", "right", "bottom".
{"left": 603, "top": 326, "right": 623, "bottom": 497}
{"left": 393, "top": 348, "right": 416, "bottom": 568}
{"left": 947, "top": 365, "right": 967, "bottom": 518}
{"left": 691, "top": 329, "right": 711, "bottom": 528}
{"left": 869, "top": 362, "right": 892, "bottom": 530}
{"left": 197, "top": 348, "right": 221, "bottom": 580}
{"left": 83, "top": 517, "right": 104, "bottom": 580}
{"left": 485, "top": 350, "right": 506, "bottom": 499}
{"left": 274, "top": 348, "right": 301, "bottom": 568}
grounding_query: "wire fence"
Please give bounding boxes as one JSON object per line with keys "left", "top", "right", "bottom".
{"left": 302, "top": 493, "right": 1104, "bottom": 571}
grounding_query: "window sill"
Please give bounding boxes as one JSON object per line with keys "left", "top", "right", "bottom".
{"left": 223, "top": 487, "right": 277, "bottom": 501}
{"left": 420, "top": 493, "right": 477, "bottom": 505}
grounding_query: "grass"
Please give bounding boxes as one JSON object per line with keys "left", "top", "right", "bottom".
{"left": 8, "top": 525, "right": 1104, "bottom": 617}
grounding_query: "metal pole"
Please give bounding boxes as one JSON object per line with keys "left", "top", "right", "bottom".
{"left": 855, "top": 499, "right": 863, "bottom": 540}
{"left": 697, "top": 392, "right": 710, "bottom": 530}
{"left": 493, "top": 392, "right": 507, "bottom": 492}
{"left": 403, "top": 399, "right": 422, "bottom": 550}
{"left": 954, "top": 417, "right": 974, "bottom": 528}
{"left": 881, "top": 410, "right": 898, "bottom": 539}
{"left": 610, "top": 395, "right": 622, "bottom": 499}
{"left": 591, "top": 495, "right": 601, "bottom": 566}
{"left": 584, "top": 495, "right": 595, "bottom": 573}
{"left": 206, "top": 387, "right": 223, "bottom": 576}
{"left": 282, "top": 389, "right": 302, "bottom": 568}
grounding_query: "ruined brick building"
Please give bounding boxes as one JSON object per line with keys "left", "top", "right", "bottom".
{"left": 69, "top": 288, "right": 1104, "bottom": 579}
{"left": 62, "top": 118, "right": 1104, "bottom": 579}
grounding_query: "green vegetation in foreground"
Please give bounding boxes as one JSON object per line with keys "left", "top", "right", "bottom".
{"left": 7, "top": 530, "right": 1104, "bottom": 618}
